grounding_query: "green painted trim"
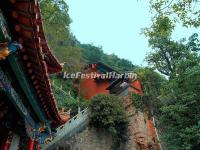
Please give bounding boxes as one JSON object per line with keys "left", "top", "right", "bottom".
{"left": 0, "top": 67, "right": 35, "bottom": 132}
{"left": 8, "top": 53, "right": 47, "bottom": 122}
{"left": 0, "top": 89, "right": 35, "bottom": 127}
{"left": 0, "top": 11, "right": 11, "bottom": 42}
{"left": 0, "top": 89, "right": 27, "bottom": 118}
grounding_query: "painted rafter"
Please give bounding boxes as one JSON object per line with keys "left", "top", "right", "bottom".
{"left": 8, "top": 53, "right": 47, "bottom": 122}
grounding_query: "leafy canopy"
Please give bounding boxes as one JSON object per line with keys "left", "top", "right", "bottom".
{"left": 150, "top": 0, "right": 200, "bottom": 27}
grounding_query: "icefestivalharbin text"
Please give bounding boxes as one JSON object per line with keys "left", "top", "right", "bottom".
{"left": 63, "top": 71, "right": 137, "bottom": 80}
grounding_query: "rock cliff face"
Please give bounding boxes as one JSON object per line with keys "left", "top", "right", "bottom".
{"left": 121, "top": 96, "right": 160, "bottom": 150}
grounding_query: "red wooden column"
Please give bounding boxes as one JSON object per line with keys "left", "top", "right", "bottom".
{"left": 1, "top": 132, "right": 13, "bottom": 150}
{"left": 1, "top": 142, "right": 10, "bottom": 150}
{"left": 37, "top": 144, "right": 41, "bottom": 150}
{"left": 27, "top": 138, "right": 35, "bottom": 150}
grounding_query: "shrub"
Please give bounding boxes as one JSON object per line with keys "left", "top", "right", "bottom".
{"left": 89, "top": 94, "right": 128, "bottom": 142}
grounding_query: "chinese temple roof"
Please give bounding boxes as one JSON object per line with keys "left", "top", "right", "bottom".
{"left": 87, "top": 62, "right": 119, "bottom": 74}
{"left": 0, "top": 0, "right": 66, "bottom": 126}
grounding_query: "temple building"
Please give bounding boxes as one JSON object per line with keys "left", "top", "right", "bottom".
{"left": 77, "top": 62, "right": 161, "bottom": 150}
{"left": 0, "top": 0, "right": 67, "bottom": 149}
{"left": 77, "top": 62, "right": 142, "bottom": 100}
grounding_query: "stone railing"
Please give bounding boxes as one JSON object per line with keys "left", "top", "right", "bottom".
{"left": 43, "top": 108, "right": 90, "bottom": 150}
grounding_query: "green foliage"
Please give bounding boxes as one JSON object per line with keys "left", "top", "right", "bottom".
{"left": 102, "top": 54, "right": 136, "bottom": 72}
{"left": 55, "top": 46, "right": 84, "bottom": 72}
{"left": 149, "top": 0, "right": 200, "bottom": 27}
{"left": 158, "top": 65, "right": 200, "bottom": 149}
{"left": 63, "top": 97, "right": 89, "bottom": 117}
{"left": 144, "top": 10, "right": 200, "bottom": 148}
{"left": 50, "top": 75, "right": 77, "bottom": 97}
{"left": 136, "top": 67, "right": 166, "bottom": 94}
{"left": 143, "top": 15, "right": 175, "bottom": 39}
{"left": 54, "top": 91, "right": 89, "bottom": 117}
{"left": 89, "top": 94, "right": 128, "bottom": 142}
{"left": 50, "top": 75, "right": 89, "bottom": 116}
{"left": 80, "top": 44, "right": 104, "bottom": 63}
{"left": 131, "top": 93, "right": 145, "bottom": 111}
{"left": 40, "top": 1, "right": 136, "bottom": 73}
{"left": 144, "top": 3, "right": 200, "bottom": 147}
{"left": 147, "top": 38, "right": 185, "bottom": 78}
{"left": 133, "top": 68, "right": 166, "bottom": 112}
{"left": 146, "top": 33, "right": 200, "bottom": 79}
{"left": 40, "top": 0, "right": 83, "bottom": 72}
{"left": 40, "top": 0, "right": 71, "bottom": 47}
{"left": 144, "top": 15, "right": 200, "bottom": 79}
{"left": 80, "top": 44, "right": 137, "bottom": 72}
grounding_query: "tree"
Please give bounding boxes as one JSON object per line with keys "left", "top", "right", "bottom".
{"left": 80, "top": 44, "right": 104, "bottom": 63}
{"left": 80, "top": 43, "right": 137, "bottom": 72}
{"left": 40, "top": 0, "right": 84, "bottom": 72}
{"left": 149, "top": 0, "right": 200, "bottom": 27}
{"left": 146, "top": 34, "right": 200, "bottom": 78}
{"left": 144, "top": 9, "right": 200, "bottom": 149}
{"left": 144, "top": 34, "right": 200, "bottom": 149}
{"left": 55, "top": 46, "right": 84, "bottom": 72}
{"left": 159, "top": 65, "right": 200, "bottom": 149}
{"left": 102, "top": 54, "right": 136, "bottom": 72}
{"left": 133, "top": 67, "right": 166, "bottom": 113}
{"left": 144, "top": 16, "right": 200, "bottom": 79}
{"left": 39, "top": 0, "right": 71, "bottom": 47}
{"left": 90, "top": 94, "right": 128, "bottom": 143}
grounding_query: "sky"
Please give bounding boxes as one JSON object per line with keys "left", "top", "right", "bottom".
{"left": 67, "top": 0, "right": 199, "bottom": 66}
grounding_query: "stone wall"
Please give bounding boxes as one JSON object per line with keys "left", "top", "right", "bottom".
{"left": 55, "top": 126, "right": 114, "bottom": 150}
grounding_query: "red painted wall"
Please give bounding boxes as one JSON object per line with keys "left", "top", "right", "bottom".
{"left": 129, "top": 80, "right": 143, "bottom": 95}
{"left": 79, "top": 64, "right": 110, "bottom": 100}
{"left": 80, "top": 78, "right": 109, "bottom": 100}
{"left": 79, "top": 64, "right": 144, "bottom": 100}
